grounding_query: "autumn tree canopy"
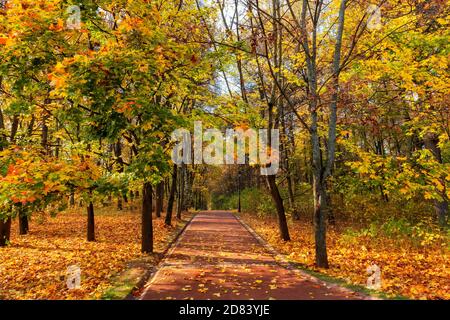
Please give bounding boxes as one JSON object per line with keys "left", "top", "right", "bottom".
{"left": 0, "top": 0, "right": 448, "bottom": 301}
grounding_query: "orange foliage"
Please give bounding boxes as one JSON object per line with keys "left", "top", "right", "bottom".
{"left": 0, "top": 206, "right": 190, "bottom": 300}
{"left": 240, "top": 213, "right": 449, "bottom": 300}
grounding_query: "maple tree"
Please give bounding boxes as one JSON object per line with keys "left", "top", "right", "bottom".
{"left": 0, "top": 0, "right": 216, "bottom": 250}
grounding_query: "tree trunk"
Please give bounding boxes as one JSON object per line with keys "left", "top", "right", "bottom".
{"left": 313, "top": 176, "right": 329, "bottom": 268}
{"left": 155, "top": 181, "right": 164, "bottom": 218}
{"left": 0, "top": 217, "right": 11, "bottom": 247}
{"left": 19, "top": 212, "right": 29, "bottom": 235}
{"left": 267, "top": 175, "right": 290, "bottom": 241}
{"left": 311, "top": 112, "right": 329, "bottom": 268}
{"left": 433, "top": 199, "right": 449, "bottom": 228}
{"left": 41, "top": 115, "right": 49, "bottom": 154}
{"left": 10, "top": 115, "right": 19, "bottom": 143}
{"left": 69, "top": 193, "right": 75, "bottom": 207}
{"left": 141, "top": 182, "right": 153, "bottom": 253}
{"left": 165, "top": 164, "right": 177, "bottom": 226}
{"left": 287, "top": 174, "right": 299, "bottom": 220}
{"left": 114, "top": 141, "right": 125, "bottom": 211}
{"left": 87, "top": 202, "right": 95, "bottom": 241}
{"left": 326, "top": 191, "right": 336, "bottom": 225}
{"left": 55, "top": 119, "right": 61, "bottom": 158}
{"left": 184, "top": 170, "right": 193, "bottom": 210}
{"left": 176, "top": 164, "right": 185, "bottom": 219}
{"left": 117, "top": 197, "right": 123, "bottom": 211}
{"left": 281, "top": 98, "right": 298, "bottom": 220}
{"left": 129, "top": 191, "right": 136, "bottom": 210}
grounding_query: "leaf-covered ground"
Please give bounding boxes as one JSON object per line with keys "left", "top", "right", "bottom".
{"left": 141, "top": 211, "right": 367, "bottom": 300}
{"left": 239, "top": 213, "right": 449, "bottom": 300}
{"left": 0, "top": 205, "right": 190, "bottom": 300}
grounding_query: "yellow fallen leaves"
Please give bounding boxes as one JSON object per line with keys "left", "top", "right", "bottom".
{"left": 240, "top": 213, "right": 449, "bottom": 300}
{"left": 0, "top": 205, "right": 188, "bottom": 300}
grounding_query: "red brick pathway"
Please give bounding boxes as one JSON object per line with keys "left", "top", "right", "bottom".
{"left": 140, "top": 211, "right": 367, "bottom": 300}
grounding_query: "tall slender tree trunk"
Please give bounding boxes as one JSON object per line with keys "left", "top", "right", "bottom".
{"left": 311, "top": 91, "right": 329, "bottom": 268}
{"left": 177, "top": 164, "right": 185, "bottom": 219}
{"left": 301, "top": 0, "right": 345, "bottom": 268}
{"left": 141, "top": 182, "right": 153, "bottom": 253}
{"left": 55, "top": 119, "right": 61, "bottom": 158}
{"left": 129, "top": 191, "right": 136, "bottom": 210}
{"left": 326, "top": 190, "right": 336, "bottom": 225}
{"left": 87, "top": 201, "right": 95, "bottom": 242}
{"left": 183, "top": 169, "right": 195, "bottom": 210}
{"left": 114, "top": 141, "right": 125, "bottom": 210}
{"left": 307, "top": 31, "right": 330, "bottom": 264}
{"left": 10, "top": 115, "right": 19, "bottom": 143}
{"left": 194, "top": 191, "right": 198, "bottom": 210}
{"left": 117, "top": 197, "right": 123, "bottom": 210}
{"left": 155, "top": 181, "right": 164, "bottom": 218}
{"left": 266, "top": 101, "right": 290, "bottom": 241}
{"left": 19, "top": 211, "right": 29, "bottom": 235}
{"left": 312, "top": 172, "right": 329, "bottom": 268}
{"left": 281, "top": 97, "right": 298, "bottom": 220}
{"left": 69, "top": 193, "right": 75, "bottom": 207}
{"left": 267, "top": 175, "right": 290, "bottom": 240}
{"left": 0, "top": 217, "right": 11, "bottom": 247}
{"left": 165, "top": 164, "right": 177, "bottom": 226}
{"left": 287, "top": 175, "right": 299, "bottom": 219}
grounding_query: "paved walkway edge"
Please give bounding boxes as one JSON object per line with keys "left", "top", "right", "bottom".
{"left": 234, "top": 213, "right": 379, "bottom": 300}
{"left": 138, "top": 212, "right": 197, "bottom": 300}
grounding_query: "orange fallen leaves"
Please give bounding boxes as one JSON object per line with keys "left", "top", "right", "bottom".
{"left": 0, "top": 206, "right": 189, "bottom": 300}
{"left": 240, "top": 213, "right": 449, "bottom": 300}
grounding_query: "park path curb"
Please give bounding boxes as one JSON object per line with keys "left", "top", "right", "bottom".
{"left": 101, "top": 213, "right": 197, "bottom": 300}
{"left": 138, "top": 212, "right": 197, "bottom": 300}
